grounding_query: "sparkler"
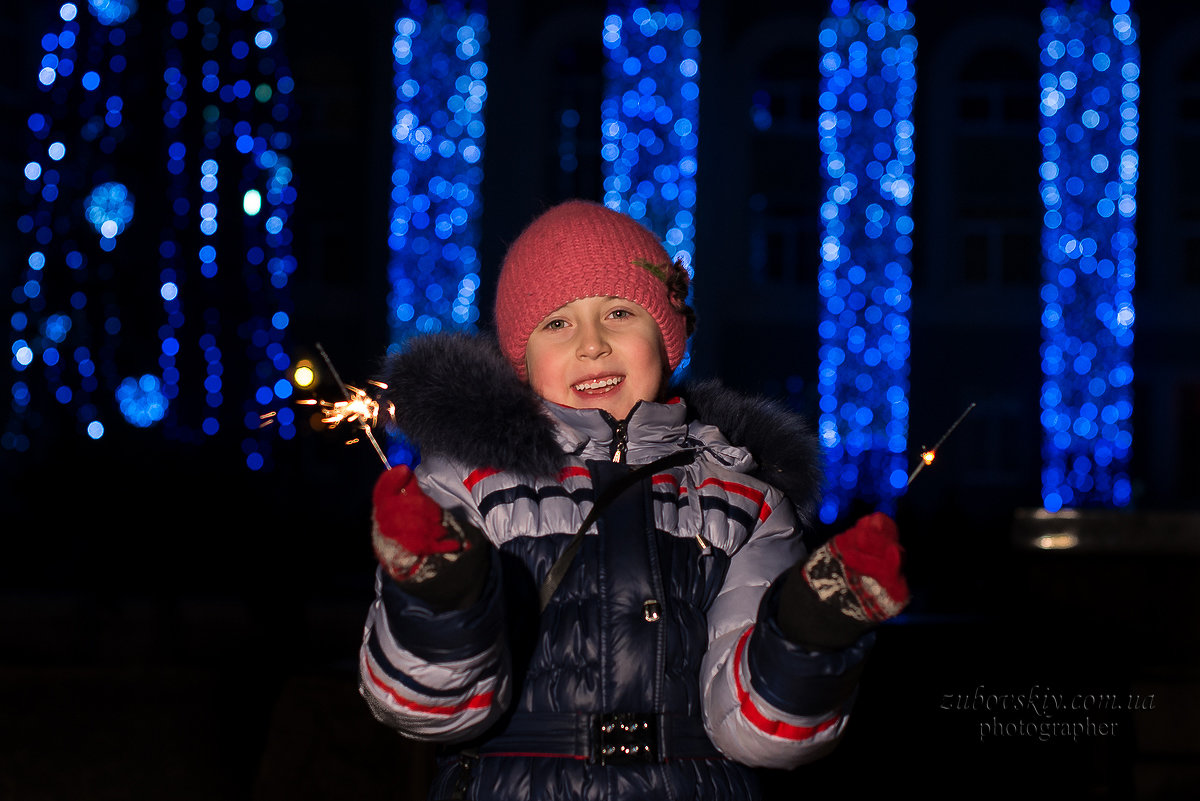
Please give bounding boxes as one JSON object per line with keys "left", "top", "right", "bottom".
{"left": 906, "top": 402, "right": 976, "bottom": 487}
{"left": 260, "top": 343, "right": 395, "bottom": 469}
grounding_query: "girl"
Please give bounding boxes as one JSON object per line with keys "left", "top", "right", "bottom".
{"left": 358, "top": 200, "right": 908, "bottom": 800}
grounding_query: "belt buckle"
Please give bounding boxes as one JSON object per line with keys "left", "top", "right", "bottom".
{"left": 593, "top": 713, "right": 658, "bottom": 765}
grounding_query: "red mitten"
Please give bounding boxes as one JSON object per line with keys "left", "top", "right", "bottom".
{"left": 776, "top": 512, "right": 910, "bottom": 649}
{"left": 371, "top": 465, "right": 465, "bottom": 582}
{"left": 809, "top": 511, "right": 909, "bottom": 623}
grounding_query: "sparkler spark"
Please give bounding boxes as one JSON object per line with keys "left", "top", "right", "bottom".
{"left": 906, "top": 402, "right": 976, "bottom": 487}
{"left": 310, "top": 343, "right": 394, "bottom": 468}
{"left": 259, "top": 344, "right": 395, "bottom": 469}
{"left": 299, "top": 383, "right": 392, "bottom": 431}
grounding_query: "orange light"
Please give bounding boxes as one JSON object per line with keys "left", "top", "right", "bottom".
{"left": 293, "top": 360, "right": 316, "bottom": 388}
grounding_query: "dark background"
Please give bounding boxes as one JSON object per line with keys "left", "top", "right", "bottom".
{"left": 2, "top": 1, "right": 1199, "bottom": 799}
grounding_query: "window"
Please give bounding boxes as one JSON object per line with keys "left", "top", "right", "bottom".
{"left": 746, "top": 45, "right": 818, "bottom": 286}
{"left": 951, "top": 47, "right": 1041, "bottom": 287}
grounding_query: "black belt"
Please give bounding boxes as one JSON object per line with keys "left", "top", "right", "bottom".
{"left": 478, "top": 712, "right": 722, "bottom": 765}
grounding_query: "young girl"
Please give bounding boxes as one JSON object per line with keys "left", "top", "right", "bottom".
{"left": 358, "top": 200, "right": 908, "bottom": 800}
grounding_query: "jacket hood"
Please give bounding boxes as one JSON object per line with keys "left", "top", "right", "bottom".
{"left": 376, "top": 333, "right": 824, "bottom": 525}
{"left": 676, "top": 379, "right": 825, "bottom": 528}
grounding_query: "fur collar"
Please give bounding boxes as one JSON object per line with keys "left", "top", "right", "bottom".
{"left": 376, "top": 333, "right": 824, "bottom": 525}
{"left": 377, "top": 333, "right": 565, "bottom": 479}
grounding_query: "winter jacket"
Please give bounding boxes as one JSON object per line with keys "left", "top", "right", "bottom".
{"left": 359, "top": 334, "right": 871, "bottom": 801}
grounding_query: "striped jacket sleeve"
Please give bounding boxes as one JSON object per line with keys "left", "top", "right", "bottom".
{"left": 699, "top": 491, "right": 871, "bottom": 768}
{"left": 358, "top": 454, "right": 511, "bottom": 742}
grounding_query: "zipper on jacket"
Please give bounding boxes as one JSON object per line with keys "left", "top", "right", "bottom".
{"left": 611, "top": 418, "right": 628, "bottom": 463}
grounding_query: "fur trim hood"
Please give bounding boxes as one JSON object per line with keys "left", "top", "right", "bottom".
{"left": 676, "top": 378, "right": 825, "bottom": 528}
{"left": 376, "top": 333, "right": 825, "bottom": 525}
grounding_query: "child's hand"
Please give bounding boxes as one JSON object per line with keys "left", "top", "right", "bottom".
{"left": 372, "top": 464, "right": 461, "bottom": 578}
{"left": 775, "top": 512, "right": 910, "bottom": 650}
{"left": 808, "top": 511, "right": 909, "bottom": 623}
{"left": 371, "top": 465, "right": 489, "bottom": 609}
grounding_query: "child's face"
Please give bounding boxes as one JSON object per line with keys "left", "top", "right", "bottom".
{"left": 525, "top": 295, "right": 667, "bottom": 420}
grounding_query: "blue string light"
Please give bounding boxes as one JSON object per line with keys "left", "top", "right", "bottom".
{"left": 6, "top": 1, "right": 297, "bottom": 472}
{"left": 601, "top": 0, "right": 699, "bottom": 376}
{"left": 560, "top": 108, "right": 582, "bottom": 176}
{"left": 387, "top": 0, "right": 488, "bottom": 466}
{"left": 1038, "top": 0, "right": 1138, "bottom": 511}
{"left": 388, "top": 0, "right": 488, "bottom": 355}
{"left": 816, "top": 0, "right": 916, "bottom": 524}
{"left": 7, "top": 3, "right": 126, "bottom": 454}
{"left": 88, "top": 0, "right": 138, "bottom": 26}
{"left": 116, "top": 373, "right": 168, "bottom": 427}
{"left": 84, "top": 181, "right": 135, "bottom": 243}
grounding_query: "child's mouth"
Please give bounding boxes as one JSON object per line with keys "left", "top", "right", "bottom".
{"left": 572, "top": 376, "right": 624, "bottom": 394}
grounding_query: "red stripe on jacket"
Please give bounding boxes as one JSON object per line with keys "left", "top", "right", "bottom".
{"left": 683, "top": 477, "right": 765, "bottom": 506}
{"left": 731, "top": 627, "right": 839, "bottom": 741}
{"left": 469, "top": 465, "right": 593, "bottom": 490}
{"left": 558, "top": 466, "right": 591, "bottom": 482}
{"left": 364, "top": 659, "right": 494, "bottom": 716}
{"left": 464, "top": 467, "right": 502, "bottom": 491}
{"left": 678, "top": 477, "right": 770, "bottom": 523}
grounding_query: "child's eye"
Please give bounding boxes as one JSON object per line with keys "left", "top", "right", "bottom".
{"left": 544, "top": 319, "right": 568, "bottom": 330}
{"left": 608, "top": 308, "right": 632, "bottom": 320}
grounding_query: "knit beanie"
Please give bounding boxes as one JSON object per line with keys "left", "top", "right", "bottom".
{"left": 494, "top": 200, "right": 693, "bottom": 378}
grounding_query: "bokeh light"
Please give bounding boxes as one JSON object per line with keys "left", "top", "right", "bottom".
{"left": 6, "top": 0, "right": 298, "bottom": 468}
{"left": 601, "top": 1, "right": 699, "bottom": 376}
{"left": 1039, "top": 0, "right": 1138, "bottom": 510}
{"left": 387, "top": 3, "right": 488, "bottom": 350}
{"left": 84, "top": 181, "right": 134, "bottom": 241}
{"left": 816, "top": 0, "right": 916, "bottom": 524}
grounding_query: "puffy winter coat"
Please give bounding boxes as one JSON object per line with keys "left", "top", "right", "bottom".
{"left": 359, "top": 335, "right": 871, "bottom": 800}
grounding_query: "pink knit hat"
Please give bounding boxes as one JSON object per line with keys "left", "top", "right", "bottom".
{"left": 494, "top": 200, "right": 693, "bottom": 378}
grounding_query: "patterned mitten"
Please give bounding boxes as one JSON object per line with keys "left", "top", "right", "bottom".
{"left": 776, "top": 512, "right": 910, "bottom": 650}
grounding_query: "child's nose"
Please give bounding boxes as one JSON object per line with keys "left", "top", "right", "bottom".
{"left": 576, "top": 321, "right": 611, "bottom": 358}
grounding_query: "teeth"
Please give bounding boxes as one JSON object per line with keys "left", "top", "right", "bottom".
{"left": 574, "top": 376, "right": 623, "bottom": 391}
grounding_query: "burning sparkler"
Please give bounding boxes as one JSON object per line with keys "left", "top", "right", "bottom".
{"left": 297, "top": 381, "right": 394, "bottom": 466}
{"left": 260, "top": 343, "right": 395, "bottom": 468}
{"left": 906, "top": 402, "right": 976, "bottom": 487}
